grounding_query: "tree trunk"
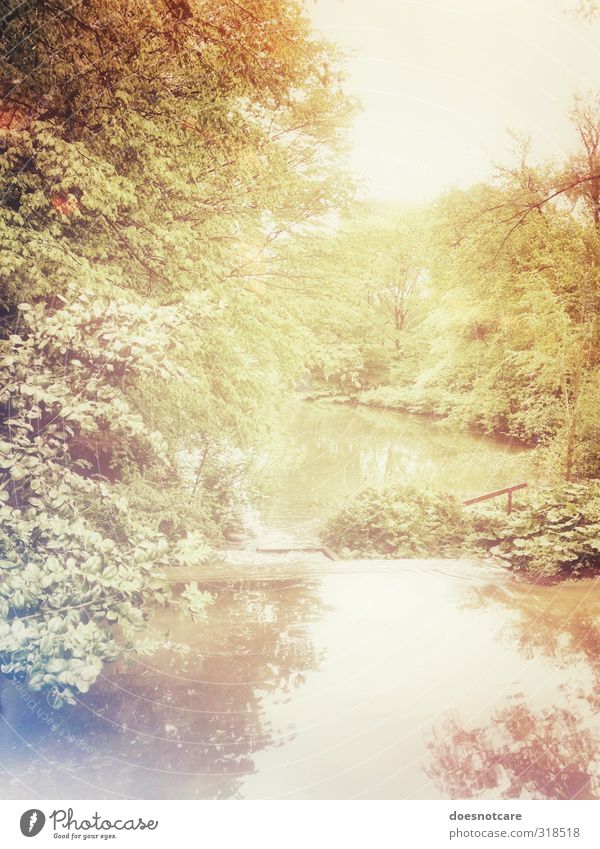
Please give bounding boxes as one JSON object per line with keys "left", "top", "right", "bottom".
{"left": 564, "top": 384, "right": 582, "bottom": 482}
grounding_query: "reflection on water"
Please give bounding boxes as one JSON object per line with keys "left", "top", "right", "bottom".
{"left": 424, "top": 577, "right": 600, "bottom": 800}
{"left": 426, "top": 699, "right": 598, "bottom": 800}
{"left": 0, "top": 580, "right": 327, "bottom": 799}
{"left": 250, "top": 401, "right": 527, "bottom": 546}
{"left": 1, "top": 562, "right": 599, "bottom": 800}
{"left": 0, "top": 402, "right": 597, "bottom": 800}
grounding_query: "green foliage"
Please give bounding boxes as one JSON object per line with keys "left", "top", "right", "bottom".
{"left": 358, "top": 384, "right": 454, "bottom": 417}
{"left": 0, "top": 0, "right": 358, "bottom": 706}
{"left": 122, "top": 436, "right": 255, "bottom": 546}
{"left": 279, "top": 204, "right": 429, "bottom": 394}
{"left": 0, "top": 0, "right": 354, "bottom": 308}
{"left": 468, "top": 483, "right": 600, "bottom": 578}
{"left": 304, "top": 183, "right": 600, "bottom": 481}
{"left": 308, "top": 341, "right": 389, "bottom": 393}
{"left": 0, "top": 0, "right": 354, "bottom": 450}
{"left": 0, "top": 297, "right": 212, "bottom": 706}
{"left": 322, "top": 484, "right": 474, "bottom": 558}
{"left": 324, "top": 480, "right": 600, "bottom": 580}
{"left": 416, "top": 185, "right": 600, "bottom": 458}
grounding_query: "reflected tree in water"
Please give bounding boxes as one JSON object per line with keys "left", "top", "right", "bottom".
{"left": 0, "top": 579, "right": 328, "bottom": 799}
{"left": 427, "top": 579, "right": 600, "bottom": 800}
{"left": 425, "top": 698, "right": 599, "bottom": 800}
{"left": 465, "top": 582, "right": 600, "bottom": 670}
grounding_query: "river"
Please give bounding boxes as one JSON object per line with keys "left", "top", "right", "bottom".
{"left": 246, "top": 400, "right": 531, "bottom": 547}
{"left": 0, "top": 402, "right": 598, "bottom": 800}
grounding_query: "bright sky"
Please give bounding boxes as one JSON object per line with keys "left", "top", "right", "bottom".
{"left": 309, "top": 0, "right": 600, "bottom": 201}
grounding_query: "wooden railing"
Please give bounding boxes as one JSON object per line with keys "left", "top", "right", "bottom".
{"left": 463, "top": 482, "right": 527, "bottom": 514}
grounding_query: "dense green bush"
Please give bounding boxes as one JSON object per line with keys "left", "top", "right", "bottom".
{"left": 122, "top": 438, "right": 254, "bottom": 546}
{"left": 468, "top": 483, "right": 600, "bottom": 578}
{"left": 358, "top": 384, "right": 454, "bottom": 418}
{"left": 0, "top": 296, "right": 212, "bottom": 706}
{"left": 324, "top": 481, "right": 600, "bottom": 579}
{"left": 322, "top": 484, "right": 474, "bottom": 558}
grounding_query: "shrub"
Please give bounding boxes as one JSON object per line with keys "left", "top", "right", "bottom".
{"left": 322, "top": 484, "right": 474, "bottom": 558}
{"left": 0, "top": 296, "right": 212, "bottom": 706}
{"left": 468, "top": 483, "right": 600, "bottom": 578}
{"left": 324, "top": 480, "right": 600, "bottom": 580}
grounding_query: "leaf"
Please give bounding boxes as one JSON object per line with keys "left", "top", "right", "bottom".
{"left": 28, "top": 673, "right": 45, "bottom": 692}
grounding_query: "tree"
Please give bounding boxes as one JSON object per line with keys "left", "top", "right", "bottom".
{"left": 0, "top": 297, "right": 212, "bottom": 706}
{"left": 435, "top": 101, "right": 600, "bottom": 477}
{"left": 426, "top": 701, "right": 598, "bottom": 799}
{"left": 0, "top": 1, "right": 355, "bottom": 702}
{"left": 273, "top": 204, "right": 430, "bottom": 393}
{"left": 0, "top": 0, "right": 356, "bottom": 450}
{"left": 0, "top": 0, "right": 353, "bottom": 307}
{"left": 566, "top": 93, "right": 600, "bottom": 231}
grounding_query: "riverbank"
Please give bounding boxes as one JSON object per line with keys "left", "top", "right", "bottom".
{"left": 302, "top": 388, "right": 534, "bottom": 448}
{"left": 243, "top": 399, "right": 599, "bottom": 583}
{"left": 235, "top": 396, "right": 528, "bottom": 552}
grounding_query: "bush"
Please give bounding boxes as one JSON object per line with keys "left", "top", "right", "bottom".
{"left": 121, "top": 438, "right": 254, "bottom": 546}
{"left": 309, "top": 340, "right": 390, "bottom": 393}
{"left": 0, "top": 296, "right": 212, "bottom": 706}
{"left": 324, "top": 481, "right": 600, "bottom": 580}
{"left": 322, "top": 484, "right": 474, "bottom": 558}
{"left": 468, "top": 483, "right": 600, "bottom": 578}
{"left": 358, "top": 384, "right": 455, "bottom": 418}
